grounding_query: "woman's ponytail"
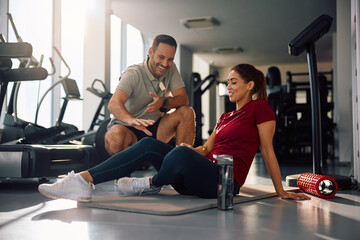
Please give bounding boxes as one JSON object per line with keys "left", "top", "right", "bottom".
{"left": 255, "top": 69, "right": 268, "bottom": 100}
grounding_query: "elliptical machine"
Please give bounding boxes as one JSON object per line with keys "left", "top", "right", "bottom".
{"left": 0, "top": 46, "right": 81, "bottom": 144}
{"left": 0, "top": 13, "right": 101, "bottom": 179}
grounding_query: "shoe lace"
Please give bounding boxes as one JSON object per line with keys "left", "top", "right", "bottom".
{"left": 58, "top": 171, "right": 76, "bottom": 186}
{"left": 132, "top": 179, "right": 148, "bottom": 195}
{"left": 116, "top": 178, "right": 152, "bottom": 195}
{"left": 58, "top": 171, "right": 95, "bottom": 190}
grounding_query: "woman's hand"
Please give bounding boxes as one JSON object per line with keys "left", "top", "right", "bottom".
{"left": 179, "top": 143, "right": 205, "bottom": 155}
{"left": 179, "top": 143, "right": 195, "bottom": 150}
{"left": 279, "top": 191, "right": 311, "bottom": 200}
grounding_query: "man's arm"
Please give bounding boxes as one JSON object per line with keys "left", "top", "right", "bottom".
{"left": 166, "top": 87, "right": 189, "bottom": 108}
{"left": 145, "top": 87, "right": 189, "bottom": 113}
{"left": 107, "top": 89, "right": 132, "bottom": 124}
{"left": 108, "top": 89, "right": 155, "bottom": 135}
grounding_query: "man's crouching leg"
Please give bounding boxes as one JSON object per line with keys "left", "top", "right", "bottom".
{"left": 157, "top": 106, "right": 195, "bottom": 146}
{"left": 104, "top": 124, "right": 138, "bottom": 155}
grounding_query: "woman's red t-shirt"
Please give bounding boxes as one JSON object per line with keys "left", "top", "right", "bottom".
{"left": 207, "top": 98, "right": 275, "bottom": 188}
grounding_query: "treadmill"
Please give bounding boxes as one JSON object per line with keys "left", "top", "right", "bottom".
{"left": 0, "top": 41, "right": 101, "bottom": 179}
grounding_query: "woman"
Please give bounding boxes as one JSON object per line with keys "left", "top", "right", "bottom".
{"left": 38, "top": 64, "right": 310, "bottom": 202}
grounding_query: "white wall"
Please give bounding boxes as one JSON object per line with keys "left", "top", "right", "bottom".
{"left": 82, "top": 0, "right": 111, "bottom": 131}
{"left": 351, "top": 0, "right": 360, "bottom": 185}
{"left": 335, "top": 0, "right": 353, "bottom": 163}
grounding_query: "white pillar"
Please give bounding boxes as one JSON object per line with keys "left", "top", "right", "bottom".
{"left": 82, "top": 0, "right": 111, "bottom": 130}
{"left": 335, "top": 0, "right": 353, "bottom": 163}
{"left": 351, "top": 0, "right": 360, "bottom": 186}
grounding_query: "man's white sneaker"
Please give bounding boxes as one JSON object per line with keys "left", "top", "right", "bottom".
{"left": 38, "top": 171, "right": 95, "bottom": 202}
{"left": 116, "top": 177, "right": 161, "bottom": 196}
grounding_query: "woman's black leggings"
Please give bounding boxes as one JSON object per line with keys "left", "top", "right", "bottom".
{"left": 88, "top": 137, "right": 225, "bottom": 198}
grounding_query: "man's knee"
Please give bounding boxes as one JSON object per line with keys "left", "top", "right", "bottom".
{"left": 175, "top": 106, "right": 195, "bottom": 121}
{"left": 105, "top": 131, "right": 123, "bottom": 155}
{"left": 104, "top": 125, "right": 136, "bottom": 155}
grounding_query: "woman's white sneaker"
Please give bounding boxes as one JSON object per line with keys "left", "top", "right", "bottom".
{"left": 38, "top": 171, "right": 95, "bottom": 202}
{"left": 116, "top": 177, "right": 161, "bottom": 196}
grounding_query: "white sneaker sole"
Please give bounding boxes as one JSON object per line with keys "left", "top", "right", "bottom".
{"left": 117, "top": 188, "right": 161, "bottom": 196}
{"left": 38, "top": 186, "right": 92, "bottom": 202}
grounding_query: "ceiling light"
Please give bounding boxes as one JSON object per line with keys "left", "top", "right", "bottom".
{"left": 180, "top": 16, "right": 220, "bottom": 30}
{"left": 213, "top": 47, "right": 244, "bottom": 54}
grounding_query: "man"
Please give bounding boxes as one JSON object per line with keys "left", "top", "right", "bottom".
{"left": 105, "top": 34, "right": 195, "bottom": 155}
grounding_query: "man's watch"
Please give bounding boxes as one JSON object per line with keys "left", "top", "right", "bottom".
{"left": 162, "top": 97, "right": 169, "bottom": 107}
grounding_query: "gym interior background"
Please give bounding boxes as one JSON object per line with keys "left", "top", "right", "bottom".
{"left": 0, "top": 0, "right": 360, "bottom": 239}
{"left": 1, "top": 0, "right": 358, "bottom": 182}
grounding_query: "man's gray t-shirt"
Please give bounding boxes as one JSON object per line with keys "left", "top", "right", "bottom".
{"left": 109, "top": 60, "right": 185, "bottom": 127}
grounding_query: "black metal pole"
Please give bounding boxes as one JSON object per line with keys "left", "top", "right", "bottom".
{"left": 306, "top": 42, "right": 322, "bottom": 174}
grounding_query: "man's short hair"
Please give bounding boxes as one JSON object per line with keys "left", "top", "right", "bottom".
{"left": 152, "top": 34, "right": 177, "bottom": 52}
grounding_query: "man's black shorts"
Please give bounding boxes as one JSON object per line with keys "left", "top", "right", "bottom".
{"left": 126, "top": 118, "right": 162, "bottom": 141}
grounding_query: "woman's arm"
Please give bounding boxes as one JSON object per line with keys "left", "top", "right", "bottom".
{"left": 257, "top": 120, "right": 310, "bottom": 200}
{"left": 179, "top": 130, "right": 216, "bottom": 156}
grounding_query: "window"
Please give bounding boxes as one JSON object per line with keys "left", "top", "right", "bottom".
{"left": 8, "top": 0, "right": 53, "bottom": 127}
{"left": 126, "top": 24, "right": 144, "bottom": 67}
{"left": 110, "top": 20, "right": 145, "bottom": 93}
{"left": 110, "top": 15, "right": 121, "bottom": 93}
{"left": 5, "top": 3, "right": 146, "bottom": 131}
{"left": 60, "top": 0, "right": 87, "bottom": 130}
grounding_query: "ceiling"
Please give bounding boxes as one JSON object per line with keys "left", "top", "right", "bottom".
{"left": 111, "top": 0, "right": 336, "bottom": 68}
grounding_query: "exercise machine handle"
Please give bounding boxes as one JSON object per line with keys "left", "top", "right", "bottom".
{"left": 7, "top": 13, "right": 39, "bottom": 67}
{"left": 288, "top": 14, "right": 333, "bottom": 56}
{"left": 0, "top": 42, "right": 33, "bottom": 58}
{"left": 0, "top": 67, "right": 48, "bottom": 81}
{"left": 86, "top": 79, "right": 111, "bottom": 99}
{"left": 53, "top": 46, "right": 71, "bottom": 79}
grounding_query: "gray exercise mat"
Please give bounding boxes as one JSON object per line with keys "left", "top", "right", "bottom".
{"left": 78, "top": 184, "right": 298, "bottom": 216}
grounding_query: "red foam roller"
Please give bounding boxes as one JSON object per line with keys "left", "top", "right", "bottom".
{"left": 297, "top": 172, "right": 338, "bottom": 198}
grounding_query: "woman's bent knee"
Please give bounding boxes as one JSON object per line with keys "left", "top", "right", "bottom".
{"left": 137, "top": 137, "right": 158, "bottom": 146}
{"left": 164, "top": 146, "right": 195, "bottom": 163}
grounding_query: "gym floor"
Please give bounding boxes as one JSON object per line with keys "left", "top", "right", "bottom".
{"left": 0, "top": 155, "right": 359, "bottom": 240}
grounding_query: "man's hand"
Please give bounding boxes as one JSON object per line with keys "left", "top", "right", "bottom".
{"left": 128, "top": 118, "right": 155, "bottom": 136}
{"left": 145, "top": 92, "right": 163, "bottom": 113}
